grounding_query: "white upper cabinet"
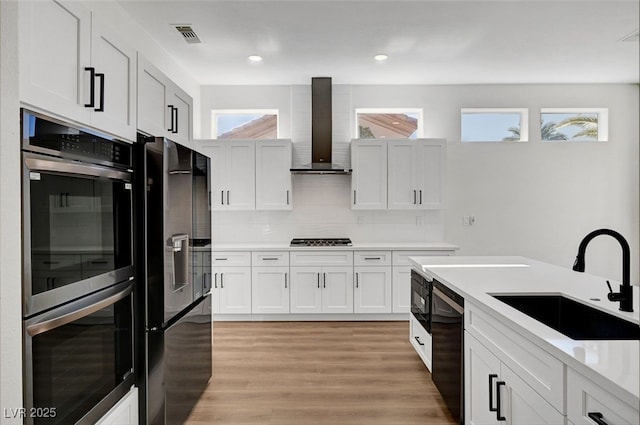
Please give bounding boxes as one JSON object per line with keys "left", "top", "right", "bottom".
{"left": 137, "top": 54, "right": 193, "bottom": 144}
{"left": 388, "top": 139, "right": 444, "bottom": 210}
{"left": 19, "top": 0, "right": 136, "bottom": 142}
{"left": 255, "top": 140, "right": 292, "bottom": 210}
{"left": 89, "top": 15, "right": 137, "bottom": 141}
{"left": 199, "top": 140, "right": 255, "bottom": 210}
{"left": 350, "top": 138, "right": 444, "bottom": 210}
{"left": 351, "top": 139, "right": 388, "bottom": 210}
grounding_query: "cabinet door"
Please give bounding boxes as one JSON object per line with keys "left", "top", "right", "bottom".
{"left": 137, "top": 55, "right": 170, "bottom": 137}
{"left": 200, "top": 144, "right": 226, "bottom": 210}
{"left": 226, "top": 141, "right": 255, "bottom": 210}
{"left": 19, "top": 0, "right": 91, "bottom": 124}
{"left": 96, "top": 387, "right": 138, "bottom": 425}
{"left": 465, "top": 333, "right": 501, "bottom": 425}
{"left": 168, "top": 84, "right": 193, "bottom": 144}
{"left": 500, "top": 364, "right": 564, "bottom": 425}
{"left": 392, "top": 266, "right": 411, "bottom": 313}
{"left": 354, "top": 266, "right": 392, "bottom": 313}
{"left": 388, "top": 140, "right": 419, "bottom": 209}
{"left": 255, "top": 140, "right": 292, "bottom": 210}
{"left": 216, "top": 267, "right": 251, "bottom": 314}
{"left": 290, "top": 267, "right": 322, "bottom": 313}
{"left": 351, "top": 140, "right": 387, "bottom": 209}
{"left": 322, "top": 267, "right": 354, "bottom": 313}
{"left": 89, "top": 15, "right": 137, "bottom": 142}
{"left": 416, "top": 140, "right": 443, "bottom": 209}
{"left": 252, "top": 267, "right": 290, "bottom": 314}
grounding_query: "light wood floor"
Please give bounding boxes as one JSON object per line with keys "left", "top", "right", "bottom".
{"left": 186, "top": 321, "right": 456, "bottom": 425}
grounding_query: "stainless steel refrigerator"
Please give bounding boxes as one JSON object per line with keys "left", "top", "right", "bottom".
{"left": 135, "top": 136, "right": 212, "bottom": 425}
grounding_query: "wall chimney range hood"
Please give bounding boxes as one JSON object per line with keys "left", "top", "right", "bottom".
{"left": 290, "top": 77, "right": 352, "bottom": 175}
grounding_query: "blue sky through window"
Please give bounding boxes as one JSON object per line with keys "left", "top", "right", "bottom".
{"left": 461, "top": 113, "right": 522, "bottom": 142}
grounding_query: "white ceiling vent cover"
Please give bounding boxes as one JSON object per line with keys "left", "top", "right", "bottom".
{"left": 174, "top": 25, "right": 202, "bottom": 44}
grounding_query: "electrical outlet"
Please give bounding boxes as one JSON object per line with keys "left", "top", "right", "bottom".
{"left": 463, "top": 215, "right": 476, "bottom": 226}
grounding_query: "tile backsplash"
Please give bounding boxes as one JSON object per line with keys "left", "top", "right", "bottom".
{"left": 212, "top": 174, "right": 443, "bottom": 244}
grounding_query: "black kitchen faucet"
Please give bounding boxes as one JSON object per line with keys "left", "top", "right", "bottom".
{"left": 572, "top": 228, "right": 634, "bottom": 312}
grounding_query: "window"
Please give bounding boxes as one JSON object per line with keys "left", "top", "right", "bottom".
{"left": 211, "top": 109, "right": 279, "bottom": 139}
{"left": 540, "top": 108, "right": 608, "bottom": 142}
{"left": 355, "top": 108, "right": 423, "bottom": 139}
{"left": 461, "top": 108, "right": 529, "bottom": 142}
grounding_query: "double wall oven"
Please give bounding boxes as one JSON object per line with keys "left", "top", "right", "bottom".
{"left": 21, "top": 110, "right": 135, "bottom": 424}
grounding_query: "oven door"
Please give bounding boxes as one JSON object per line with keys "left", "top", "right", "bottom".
{"left": 410, "top": 270, "right": 431, "bottom": 333}
{"left": 23, "top": 152, "right": 134, "bottom": 317}
{"left": 23, "top": 280, "right": 135, "bottom": 425}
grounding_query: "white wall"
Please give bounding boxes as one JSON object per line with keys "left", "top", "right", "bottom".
{"left": 200, "top": 83, "right": 639, "bottom": 284}
{"left": 0, "top": 1, "right": 24, "bottom": 422}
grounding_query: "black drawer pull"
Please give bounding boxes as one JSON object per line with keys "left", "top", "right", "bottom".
{"left": 414, "top": 336, "right": 424, "bottom": 346}
{"left": 262, "top": 257, "right": 279, "bottom": 261}
{"left": 587, "top": 412, "right": 609, "bottom": 425}
{"left": 364, "top": 257, "right": 381, "bottom": 260}
{"left": 496, "top": 381, "right": 506, "bottom": 421}
{"left": 95, "top": 73, "right": 105, "bottom": 112}
{"left": 488, "top": 374, "right": 498, "bottom": 412}
{"left": 84, "top": 67, "right": 96, "bottom": 107}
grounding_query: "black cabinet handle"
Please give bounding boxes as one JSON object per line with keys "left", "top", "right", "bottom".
{"left": 488, "top": 374, "right": 498, "bottom": 412}
{"left": 317, "top": 273, "right": 320, "bottom": 288}
{"left": 220, "top": 273, "right": 224, "bottom": 289}
{"left": 227, "top": 191, "right": 230, "bottom": 205}
{"left": 364, "top": 257, "right": 381, "bottom": 260}
{"left": 413, "top": 189, "right": 417, "bottom": 204}
{"left": 173, "top": 107, "right": 179, "bottom": 133}
{"left": 414, "top": 336, "right": 424, "bottom": 346}
{"left": 496, "top": 381, "right": 506, "bottom": 421}
{"left": 355, "top": 272, "right": 359, "bottom": 288}
{"left": 286, "top": 190, "right": 290, "bottom": 205}
{"left": 284, "top": 273, "right": 288, "bottom": 289}
{"left": 323, "top": 273, "right": 326, "bottom": 288}
{"left": 167, "top": 105, "right": 174, "bottom": 132}
{"left": 214, "top": 273, "right": 217, "bottom": 289}
{"left": 84, "top": 67, "right": 96, "bottom": 107}
{"left": 64, "top": 192, "right": 70, "bottom": 207}
{"left": 419, "top": 189, "right": 422, "bottom": 205}
{"left": 95, "top": 73, "right": 105, "bottom": 111}
{"left": 587, "top": 412, "right": 609, "bottom": 425}
{"left": 353, "top": 190, "right": 356, "bottom": 204}
{"left": 221, "top": 190, "right": 224, "bottom": 205}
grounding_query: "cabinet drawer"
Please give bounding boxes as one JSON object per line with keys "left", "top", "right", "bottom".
{"left": 252, "top": 251, "right": 289, "bottom": 266}
{"left": 410, "top": 315, "right": 432, "bottom": 370}
{"left": 211, "top": 251, "right": 251, "bottom": 267}
{"left": 392, "top": 250, "right": 454, "bottom": 266}
{"left": 354, "top": 251, "right": 391, "bottom": 266}
{"left": 465, "top": 302, "right": 565, "bottom": 413}
{"left": 290, "top": 251, "right": 353, "bottom": 267}
{"left": 567, "top": 368, "right": 639, "bottom": 425}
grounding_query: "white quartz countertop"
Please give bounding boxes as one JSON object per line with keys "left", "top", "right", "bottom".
{"left": 409, "top": 255, "right": 640, "bottom": 404}
{"left": 211, "top": 242, "right": 459, "bottom": 252}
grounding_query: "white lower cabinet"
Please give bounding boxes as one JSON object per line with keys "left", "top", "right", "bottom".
{"left": 465, "top": 332, "right": 564, "bottom": 425}
{"left": 290, "top": 266, "right": 353, "bottom": 313}
{"left": 392, "top": 267, "right": 411, "bottom": 313}
{"left": 96, "top": 387, "right": 138, "bottom": 425}
{"left": 252, "top": 266, "right": 289, "bottom": 314}
{"left": 567, "top": 367, "right": 639, "bottom": 425}
{"left": 212, "top": 267, "right": 251, "bottom": 314}
{"left": 409, "top": 315, "right": 432, "bottom": 370}
{"left": 354, "top": 266, "right": 391, "bottom": 313}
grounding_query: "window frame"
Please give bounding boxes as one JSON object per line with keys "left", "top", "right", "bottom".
{"left": 211, "top": 108, "right": 279, "bottom": 139}
{"left": 460, "top": 108, "right": 529, "bottom": 143}
{"left": 539, "top": 108, "right": 608, "bottom": 142}
{"left": 354, "top": 108, "right": 424, "bottom": 139}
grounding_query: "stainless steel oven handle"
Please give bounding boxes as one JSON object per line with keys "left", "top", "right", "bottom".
{"left": 24, "top": 155, "right": 131, "bottom": 182}
{"left": 433, "top": 287, "right": 464, "bottom": 314}
{"left": 26, "top": 284, "right": 133, "bottom": 337}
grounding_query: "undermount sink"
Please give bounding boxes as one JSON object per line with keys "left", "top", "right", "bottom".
{"left": 492, "top": 294, "right": 640, "bottom": 340}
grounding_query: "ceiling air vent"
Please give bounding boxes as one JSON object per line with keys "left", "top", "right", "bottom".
{"left": 620, "top": 28, "right": 639, "bottom": 42}
{"left": 174, "top": 25, "right": 202, "bottom": 44}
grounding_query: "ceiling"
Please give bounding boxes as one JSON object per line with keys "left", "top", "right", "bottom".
{"left": 117, "top": 0, "right": 639, "bottom": 86}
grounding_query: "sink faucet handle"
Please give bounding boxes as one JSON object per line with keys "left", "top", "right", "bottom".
{"left": 605, "top": 280, "right": 613, "bottom": 294}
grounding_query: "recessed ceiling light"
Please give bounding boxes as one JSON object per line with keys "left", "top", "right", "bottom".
{"left": 374, "top": 54, "right": 388, "bottom": 62}
{"left": 248, "top": 55, "right": 263, "bottom": 62}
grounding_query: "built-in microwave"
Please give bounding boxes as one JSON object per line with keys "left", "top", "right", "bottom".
{"left": 21, "top": 109, "right": 134, "bottom": 317}
{"left": 411, "top": 269, "right": 431, "bottom": 333}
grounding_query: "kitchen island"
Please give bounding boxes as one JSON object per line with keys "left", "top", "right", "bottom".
{"left": 410, "top": 255, "right": 639, "bottom": 425}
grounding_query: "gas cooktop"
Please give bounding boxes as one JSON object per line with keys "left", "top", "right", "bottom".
{"left": 290, "top": 238, "right": 352, "bottom": 247}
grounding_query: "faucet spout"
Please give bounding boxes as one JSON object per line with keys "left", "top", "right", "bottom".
{"left": 573, "top": 228, "right": 633, "bottom": 312}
